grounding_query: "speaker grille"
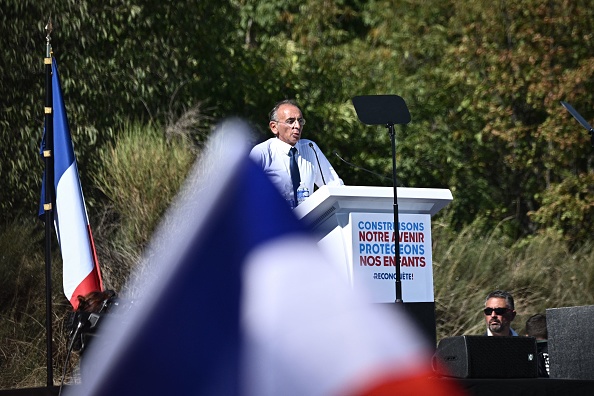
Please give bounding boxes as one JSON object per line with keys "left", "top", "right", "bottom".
{"left": 547, "top": 305, "right": 594, "bottom": 380}
{"left": 434, "top": 336, "right": 538, "bottom": 378}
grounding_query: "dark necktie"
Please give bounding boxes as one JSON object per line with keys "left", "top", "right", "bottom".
{"left": 289, "top": 147, "right": 300, "bottom": 203}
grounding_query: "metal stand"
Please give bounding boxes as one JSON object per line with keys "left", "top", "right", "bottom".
{"left": 561, "top": 101, "right": 594, "bottom": 147}
{"left": 352, "top": 95, "right": 411, "bottom": 303}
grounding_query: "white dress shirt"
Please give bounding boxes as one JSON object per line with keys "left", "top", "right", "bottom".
{"left": 487, "top": 328, "right": 519, "bottom": 336}
{"left": 249, "top": 137, "right": 344, "bottom": 201}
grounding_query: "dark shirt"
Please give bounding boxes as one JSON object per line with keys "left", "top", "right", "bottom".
{"left": 536, "top": 340, "right": 550, "bottom": 378}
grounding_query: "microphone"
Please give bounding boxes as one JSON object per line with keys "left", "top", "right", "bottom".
{"left": 309, "top": 142, "right": 326, "bottom": 185}
{"left": 561, "top": 101, "right": 594, "bottom": 147}
{"left": 333, "top": 151, "right": 392, "bottom": 182}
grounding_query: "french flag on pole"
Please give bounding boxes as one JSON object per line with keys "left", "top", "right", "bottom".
{"left": 39, "top": 58, "right": 103, "bottom": 309}
{"left": 67, "top": 120, "right": 463, "bottom": 396}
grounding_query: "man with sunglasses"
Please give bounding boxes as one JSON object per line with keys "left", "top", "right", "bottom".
{"left": 250, "top": 99, "right": 343, "bottom": 206}
{"left": 483, "top": 290, "right": 519, "bottom": 336}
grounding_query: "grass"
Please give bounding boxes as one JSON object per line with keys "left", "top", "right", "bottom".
{"left": 3, "top": 216, "right": 593, "bottom": 388}
{"left": 2, "top": 122, "right": 593, "bottom": 388}
{"left": 432, "top": 220, "right": 594, "bottom": 340}
{"left": 0, "top": 218, "right": 73, "bottom": 389}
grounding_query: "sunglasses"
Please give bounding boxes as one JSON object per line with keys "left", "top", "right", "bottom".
{"left": 483, "top": 307, "right": 510, "bottom": 315}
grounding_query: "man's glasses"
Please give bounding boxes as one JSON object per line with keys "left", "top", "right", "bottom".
{"left": 483, "top": 307, "right": 510, "bottom": 316}
{"left": 274, "top": 117, "right": 306, "bottom": 126}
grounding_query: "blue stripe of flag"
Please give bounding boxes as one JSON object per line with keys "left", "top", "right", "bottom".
{"left": 70, "top": 136, "right": 308, "bottom": 395}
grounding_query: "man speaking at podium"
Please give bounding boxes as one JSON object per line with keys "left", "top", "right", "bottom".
{"left": 249, "top": 99, "right": 343, "bottom": 206}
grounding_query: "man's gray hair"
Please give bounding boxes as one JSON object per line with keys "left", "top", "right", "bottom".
{"left": 269, "top": 99, "right": 300, "bottom": 122}
{"left": 485, "top": 290, "right": 515, "bottom": 310}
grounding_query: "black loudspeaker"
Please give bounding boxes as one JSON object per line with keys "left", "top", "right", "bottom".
{"left": 547, "top": 305, "right": 594, "bottom": 380}
{"left": 432, "top": 336, "right": 538, "bottom": 378}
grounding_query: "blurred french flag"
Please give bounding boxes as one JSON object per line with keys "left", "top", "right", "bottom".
{"left": 67, "top": 120, "right": 463, "bottom": 396}
{"left": 39, "top": 58, "right": 103, "bottom": 309}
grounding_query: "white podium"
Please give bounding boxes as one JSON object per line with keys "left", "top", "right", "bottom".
{"left": 294, "top": 185, "right": 453, "bottom": 344}
{"left": 294, "top": 185, "right": 452, "bottom": 302}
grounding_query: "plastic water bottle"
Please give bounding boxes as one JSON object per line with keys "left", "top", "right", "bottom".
{"left": 297, "top": 182, "right": 309, "bottom": 205}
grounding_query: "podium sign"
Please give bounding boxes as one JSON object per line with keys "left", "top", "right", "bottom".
{"left": 352, "top": 212, "right": 433, "bottom": 302}
{"left": 294, "top": 185, "right": 451, "bottom": 304}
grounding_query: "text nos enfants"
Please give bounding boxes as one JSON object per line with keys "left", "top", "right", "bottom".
{"left": 357, "top": 220, "right": 427, "bottom": 268}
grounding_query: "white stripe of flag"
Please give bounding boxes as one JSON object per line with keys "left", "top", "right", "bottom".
{"left": 49, "top": 58, "right": 103, "bottom": 308}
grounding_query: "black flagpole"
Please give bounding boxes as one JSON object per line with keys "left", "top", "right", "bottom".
{"left": 43, "top": 17, "right": 55, "bottom": 388}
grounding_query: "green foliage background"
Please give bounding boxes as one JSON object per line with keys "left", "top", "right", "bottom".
{"left": 2, "top": 0, "right": 594, "bottom": 388}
